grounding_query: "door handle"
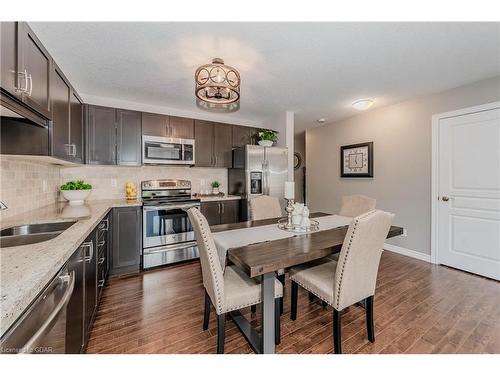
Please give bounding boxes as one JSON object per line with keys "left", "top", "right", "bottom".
{"left": 441, "top": 196, "right": 452, "bottom": 202}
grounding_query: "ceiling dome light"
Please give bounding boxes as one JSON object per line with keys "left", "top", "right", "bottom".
{"left": 195, "top": 58, "right": 240, "bottom": 112}
{"left": 352, "top": 99, "right": 375, "bottom": 111}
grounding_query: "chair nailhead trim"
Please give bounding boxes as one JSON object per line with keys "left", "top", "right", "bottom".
{"left": 193, "top": 209, "right": 224, "bottom": 315}
{"left": 334, "top": 210, "right": 377, "bottom": 310}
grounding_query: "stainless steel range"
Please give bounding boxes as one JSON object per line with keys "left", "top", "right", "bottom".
{"left": 141, "top": 179, "right": 200, "bottom": 269}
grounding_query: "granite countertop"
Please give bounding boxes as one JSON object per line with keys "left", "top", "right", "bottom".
{"left": 196, "top": 195, "right": 242, "bottom": 202}
{"left": 0, "top": 199, "right": 142, "bottom": 336}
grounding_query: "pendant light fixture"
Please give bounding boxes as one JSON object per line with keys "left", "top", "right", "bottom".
{"left": 195, "top": 58, "right": 240, "bottom": 112}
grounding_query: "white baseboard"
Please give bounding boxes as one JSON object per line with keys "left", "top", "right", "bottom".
{"left": 383, "top": 243, "right": 431, "bottom": 263}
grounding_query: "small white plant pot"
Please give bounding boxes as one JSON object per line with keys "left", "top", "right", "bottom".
{"left": 258, "top": 140, "right": 273, "bottom": 147}
{"left": 212, "top": 188, "right": 220, "bottom": 195}
{"left": 61, "top": 189, "right": 92, "bottom": 205}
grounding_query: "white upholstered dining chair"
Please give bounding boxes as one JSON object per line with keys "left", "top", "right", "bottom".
{"left": 249, "top": 195, "right": 282, "bottom": 220}
{"left": 289, "top": 209, "right": 394, "bottom": 354}
{"left": 248, "top": 195, "right": 286, "bottom": 312}
{"left": 339, "top": 194, "right": 377, "bottom": 217}
{"left": 187, "top": 207, "right": 283, "bottom": 354}
{"left": 315, "top": 194, "right": 377, "bottom": 269}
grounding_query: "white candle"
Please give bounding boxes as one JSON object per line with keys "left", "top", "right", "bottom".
{"left": 284, "top": 181, "right": 295, "bottom": 200}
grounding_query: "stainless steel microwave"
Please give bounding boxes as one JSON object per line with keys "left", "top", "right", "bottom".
{"left": 142, "top": 135, "right": 195, "bottom": 165}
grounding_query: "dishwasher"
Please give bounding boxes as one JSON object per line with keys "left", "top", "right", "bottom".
{"left": 0, "top": 266, "right": 75, "bottom": 354}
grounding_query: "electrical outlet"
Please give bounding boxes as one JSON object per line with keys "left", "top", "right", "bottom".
{"left": 402, "top": 228, "right": 408, "bottom": 237}
{"left": 111, "top": 178, "right": 117, "bottom": 188}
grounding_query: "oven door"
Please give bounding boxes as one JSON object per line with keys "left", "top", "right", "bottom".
{"left": 143, "top": 202, "right": 200, "bottom": 248}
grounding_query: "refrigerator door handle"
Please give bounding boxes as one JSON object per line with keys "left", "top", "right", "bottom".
{"left": 262, "top": 160, "right": 270, "bottom": 195}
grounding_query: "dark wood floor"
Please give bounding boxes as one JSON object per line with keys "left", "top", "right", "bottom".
{"left": 86, "top": 251, "right": 500, "bottom": 354}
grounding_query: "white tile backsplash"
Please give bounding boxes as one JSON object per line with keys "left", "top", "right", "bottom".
{"left": 60, "top": 165, "right": 228, "bottom": 200}
{"left": 1, "top": 157, "right": 228, "bottom": 220}
{"left": 0, "top": 156, "right": 61, "bottom": 220}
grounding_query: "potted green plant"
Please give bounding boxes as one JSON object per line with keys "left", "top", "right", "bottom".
{"left": 211, "top": 181, "right": 221, "bottom": 195}
{"left": 60, "top": 180, "right": 92, "bottom": 205}
{"left": 258, "top": 129, "right": 278, "bottom": 147}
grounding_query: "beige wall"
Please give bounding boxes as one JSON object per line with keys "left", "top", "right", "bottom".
{"left": 306, "top": 76, "right": 500, "bottom": 254}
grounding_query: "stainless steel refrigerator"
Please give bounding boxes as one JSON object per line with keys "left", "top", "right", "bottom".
{"left": 228, "top": 145, "right": 288, "bottom": 221}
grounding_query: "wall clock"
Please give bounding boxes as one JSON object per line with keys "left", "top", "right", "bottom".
{"left": 294, "top": 152, "right": 302, "bottom": 170}
{"left": 340, "top": 142, "right": 373, "bottom": 177}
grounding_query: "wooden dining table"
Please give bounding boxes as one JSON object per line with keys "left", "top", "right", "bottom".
{"left": 210, "top": 212, "right": 404, "bottom": 354}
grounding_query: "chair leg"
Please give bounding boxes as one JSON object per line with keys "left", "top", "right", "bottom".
{"left": 217, "top": 313, "right": 226, "bottom": 354}
{"left": 366, "top": 296, "right": 375, "bottom": 342}
{"left": 333, "top": 309, "right": 342, "bottom": 354}
{"left": 308, "top": 291, "right": 315, "bottom": 302}
{"left": 291, "top": 280, "right": 298, "bottom": 320}
{"left": 251, "top": 304, "right": 257, "bottom": 314}
{"left": 203, "top": 290, "right": 210, "bottom": 331}
{"left": 275, "top": 297, "right": 281, "bottom": 345}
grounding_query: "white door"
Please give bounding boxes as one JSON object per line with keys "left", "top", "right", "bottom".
{"left": 437, "top": 107, "right": 500, "bottom": 280}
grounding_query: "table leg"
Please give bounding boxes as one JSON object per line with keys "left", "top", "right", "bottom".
{"left": 261, "top": 272, "right": 275, "bottom": 354}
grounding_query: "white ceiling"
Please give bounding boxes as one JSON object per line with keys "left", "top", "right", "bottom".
{"left": 30, "top": 22, "right": 500, "bottom": 133}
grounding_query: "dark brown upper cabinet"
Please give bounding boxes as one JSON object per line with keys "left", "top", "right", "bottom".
{"left": 213, "top": 122, "right": 233, "bottom": 167}
{"left": 0, "top": 22, "right": 52, "bottom": 119}
{"left": 194, "top": 120, "right": 214, "bottom": 167}
{"left": 141, "top": 112, "right": 168, "bottom": 137}
{"left": 0, "top": 22, "right": 20, "bottom": 99}
{"left": 168, "top": 116, "right": 194, "bottom": 139}
{"left": 142, "top": 112, "right": 194, "bottom": 139}
{"left": 17, "top": 23, "right": 52, "bottom": 119}
{"left": 232, "top": 125, "right": 258, "bottom": 148}
{"left": 116, "top": 109, "right": 142, "bottom": 166}
{"left": 70, "top": 92, "right": 84, "bottom": 163}
{"left": 51, "top": 65, "right": 71, "bottom": 160}
{"left": 86, "top": 105, "right": 141, "bottom": 166}
{"left": 86, "top": 105, "right": 116, "bottom": 165}
{"left": 195, "top": 120, "right": 233, "bottom": 168}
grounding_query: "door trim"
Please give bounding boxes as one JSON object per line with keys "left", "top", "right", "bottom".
{"left": 431, "top": 101, "right": 500, "bottom": 265}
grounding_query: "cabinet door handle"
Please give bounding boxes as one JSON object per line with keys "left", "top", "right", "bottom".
{"left": 27, "top": 74, "right": 33, "bottom": 97}
{"left": 218, "top": 202, "right": 221, "bottom": 214}
{"left": 221, "top": 203, "right": 224, "bottom": 214}
{"left": 16, "top": 69, "right": 29, "bottom": 93}
{"left": 83, "top": 241, "right": 94, "bottom": 263}
{"left": 98, "top": 219, "right": 109, "bottom": 231}
{"left": 214, "top": 155, "right": 218, "bottom": 166}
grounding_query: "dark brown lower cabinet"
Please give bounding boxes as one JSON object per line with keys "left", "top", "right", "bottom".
{"left": 82, "top": 230, "right": 97, "bottom": 341}
{"left": 200, "top": 200, "right": 240, "bottom": 226}
{"left": 111, "top": 206, "right": 142, "bottom": 275}
{"left": 200, "top": 201, "right": 221, "bottom": 225}
{"left": 220, "top": 200, "right": 239, "bottom": 224}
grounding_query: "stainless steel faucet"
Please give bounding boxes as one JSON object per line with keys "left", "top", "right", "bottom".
{"left": 0, "top": 201, "right": 8, "bottom": 210}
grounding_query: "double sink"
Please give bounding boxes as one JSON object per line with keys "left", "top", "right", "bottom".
{"left": 0, "top": 221, "right": 77, "bottom": 248}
